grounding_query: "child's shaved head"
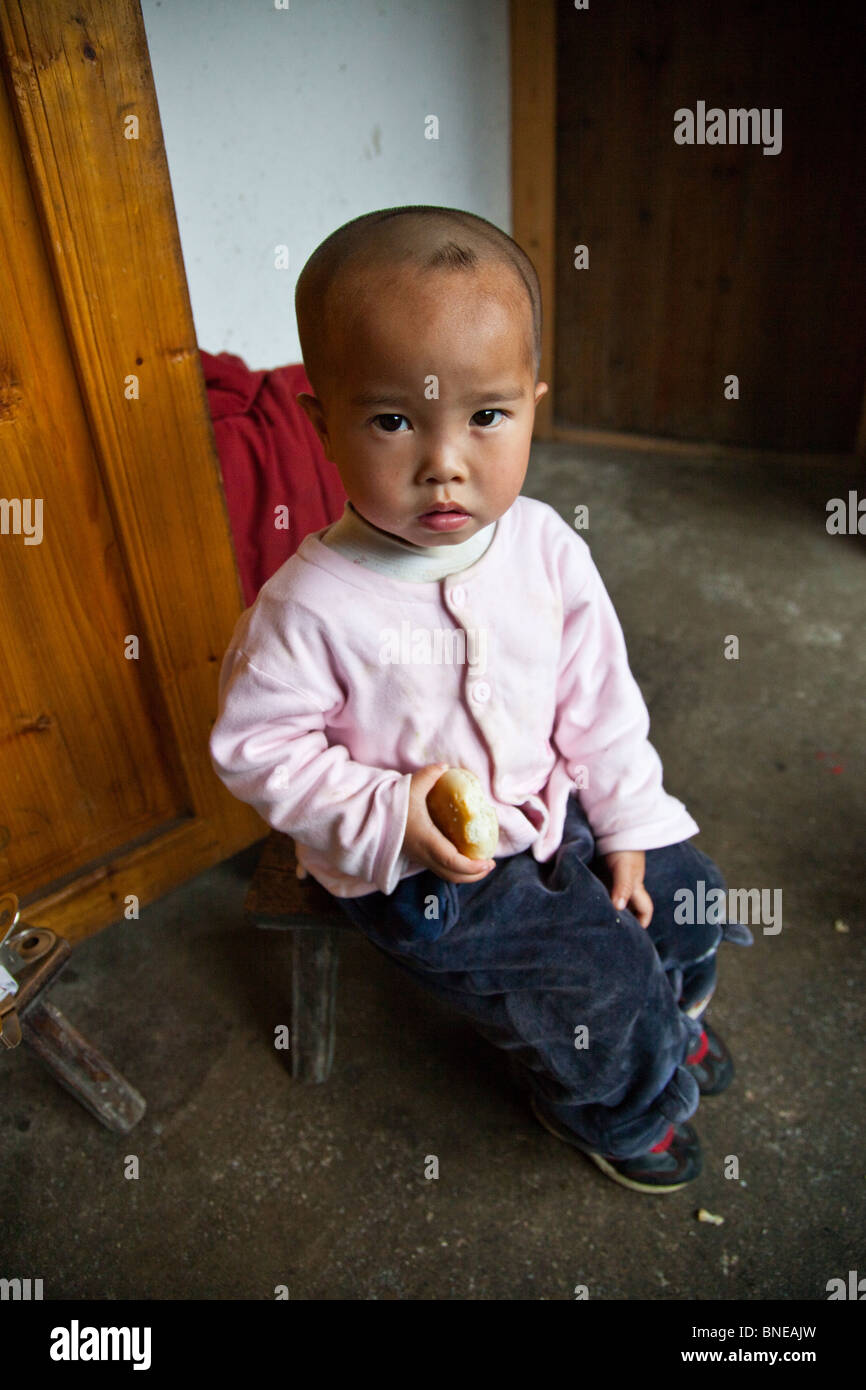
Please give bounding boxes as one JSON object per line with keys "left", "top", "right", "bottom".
{"left": 295, "top": 205, "right": 542, "bottom": 401}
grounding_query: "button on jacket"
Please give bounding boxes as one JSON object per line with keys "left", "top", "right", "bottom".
{"left": 208, "top": 496, "right": 699, "bottom": 897}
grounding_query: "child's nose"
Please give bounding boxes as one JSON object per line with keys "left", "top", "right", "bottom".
{"left": 416, "top": 438, "right": 469, "bottom": 483}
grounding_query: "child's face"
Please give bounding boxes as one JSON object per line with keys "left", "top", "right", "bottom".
{"left": 298, "top": 262, "right": 548, "bottom": 545}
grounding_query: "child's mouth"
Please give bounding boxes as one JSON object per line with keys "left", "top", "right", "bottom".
{"left": 418, "top": 505, "right": 471, "bottom": 532}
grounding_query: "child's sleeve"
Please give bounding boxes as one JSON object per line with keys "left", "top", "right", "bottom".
{"left": 209, "top": 646, "right": 412, "bottom": 895}
{"left": 550, "top": 537, "right": 699, "bottom": 853}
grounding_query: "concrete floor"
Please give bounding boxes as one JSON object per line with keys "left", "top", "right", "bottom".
{"left": 2, "top": 439, "right": 864, "bottom": 1300}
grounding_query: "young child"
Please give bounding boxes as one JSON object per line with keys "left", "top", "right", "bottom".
{"left": 209, "top": 205, "right": 751, "bottom": 1193}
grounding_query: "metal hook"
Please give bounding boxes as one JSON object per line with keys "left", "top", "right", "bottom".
{"left": 0, "top": 892, "right": 21, "bottom": 946}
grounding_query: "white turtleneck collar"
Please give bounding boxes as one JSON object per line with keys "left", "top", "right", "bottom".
{"left": 320, "top": 501, "right": 497, "bottom": 582}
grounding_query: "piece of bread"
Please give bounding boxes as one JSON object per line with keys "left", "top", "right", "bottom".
{"left": 426, "top": 768, "right": 499, "bottom": 860}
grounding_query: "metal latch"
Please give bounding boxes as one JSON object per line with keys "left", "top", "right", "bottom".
{"left": 0, "top": 893, "right": 23, "bottom": 1047}
{"left": 0, "top": 893, "right": 66, "bottom": 1049}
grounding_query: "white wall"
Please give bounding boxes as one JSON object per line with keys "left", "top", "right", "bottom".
{"left": 140, "top": 0, "right": 510, "bottom": 370}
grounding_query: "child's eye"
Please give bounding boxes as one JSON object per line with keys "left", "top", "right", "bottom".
{"left": 372, "top": 414, "right": 409, "bottom": 432}
{"left": 471, "top": 408, "right": 505, "bottom": 427}
{"left": 371, "top": 409, "right": 506, "bottom": 432}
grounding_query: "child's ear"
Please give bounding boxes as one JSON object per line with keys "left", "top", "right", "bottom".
{"left": 534, "top": 380, "right": 549, "bottom": 406}
{"left": 296, "top": 392, "right": 332, "bottom": 456}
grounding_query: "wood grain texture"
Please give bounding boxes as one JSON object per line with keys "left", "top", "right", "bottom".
{"left": 554, "top": 0, "right": 866, "bottom": 451}
{"left": 0, "top": 61, "right": 186, "bottom": 894}
{"left": 0, "top": 0, "right": 263, "bottom": 943}
{"left": 21, "top": 997, "right": 146, "bottom": 1132}
{"left": 511, "top": 0, "right": 556, "bottom": 439}
{"left": 291, "top": 928, "right": 339, "bottom": 1084}
{"left": 244, "top": 832, "right": 349, "bottom": 929}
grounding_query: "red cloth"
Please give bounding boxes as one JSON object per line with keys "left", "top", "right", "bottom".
{"left": 199, "top": 349, "right": 347, "bottom": 606}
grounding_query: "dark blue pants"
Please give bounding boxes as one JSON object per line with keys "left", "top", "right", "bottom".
{"left": 333, "top": 795, "right": 751, "bottom": 1159}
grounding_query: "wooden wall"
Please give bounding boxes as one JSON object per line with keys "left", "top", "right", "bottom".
{"left": 552, "top": 0, "right": 866, "bottom": 452}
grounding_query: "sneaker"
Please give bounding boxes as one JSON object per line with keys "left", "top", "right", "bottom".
{"left": 683, "top": 987, "right": 714, "bottom": 1020}
{"left": 686, "top": 1021, "right": 734, "bottom": 1096}
{"left": 530, "top": 1092, "right": 702, "bottom": 1193}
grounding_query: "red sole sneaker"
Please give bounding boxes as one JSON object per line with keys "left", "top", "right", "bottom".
{"left": 530, "top": 1093, "right": 702, "bottom": 1193}
{"left": 686, "top": 1020, "right": 734, "bottom": 1096}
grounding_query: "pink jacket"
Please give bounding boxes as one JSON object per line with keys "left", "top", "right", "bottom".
{"left": 209, "top": 496, "right": 698, "bottom": 896}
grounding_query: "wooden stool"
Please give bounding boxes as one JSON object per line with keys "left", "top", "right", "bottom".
{"left": 244, "top": 832, "right": 355, "bottom": 1084}
{"left": 0, "top": 893, "right": 146, "bottom": 1133}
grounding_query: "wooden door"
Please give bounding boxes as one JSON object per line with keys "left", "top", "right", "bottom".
{"left": 0, "top": 0, "right": 262, "bottom": 944}
{"left": 550, "top": 0, "right": 866, "bottom": 452}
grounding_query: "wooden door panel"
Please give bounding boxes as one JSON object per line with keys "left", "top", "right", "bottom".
{"left": 554, "top": 0, "right": 866, "bottom": 451}
{"left": 0, "top": 0, "right": 263, "bottom": 943}
{"left": 0, "top": 68, "right": 189, "bottom": 895}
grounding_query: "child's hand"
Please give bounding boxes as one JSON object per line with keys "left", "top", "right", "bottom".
{"left": 403, "top": 764, "right": 497, "bottom": 885}
{"left": 604, "top": 850, "right": 653, "bottom": 927}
